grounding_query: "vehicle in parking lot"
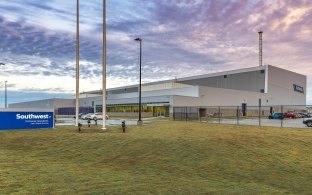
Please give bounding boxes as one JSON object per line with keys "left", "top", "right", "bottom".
{"left": 268, "top": 113, "right": 285, "bottom": 119}
{"left": 74, "top": 113, "right": 87, "bottom": 119}
{"left": 81, "top": 113, "right": 93, "bottom": 120}
{"left": 303, "top": 118, "right": 312, "bottom": 127}
{"left": 284, "top": 112, "right": 297, "bottom": 118}
{"left": 298, "top": 112, "right": 312, "bottom": 118}
{"left": 87, "top": 113, "right": 109, "bottom": 120}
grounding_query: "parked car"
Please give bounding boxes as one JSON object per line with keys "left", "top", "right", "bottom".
{"left": 81, "top": 113, "right": 94, "bottom": 120}
{"left": 87, "top": 113, "right": 109, "bottom": 120}
{"left": 303, "top": 118, "right": 312, "bottom": 127}
{"left": 268, "top": 113, "right": 285, "bottom": 119}
{"left": 298, "top": 112, "right": 312, "bottom": 118}
{"left": 296, "top": 112, "right": 303, "bottom": 118}
{"left": 74, "top": 113, "right": 87, "bottom": 119}
{"left": 284, "top": 112, "right": 297, "bottom": 119}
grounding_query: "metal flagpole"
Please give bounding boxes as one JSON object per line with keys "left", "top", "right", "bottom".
{"left": 102, "top": 0, "right": 107, "bottom": 130}
{"left": 5, "top": 81, "right": 7, "bottom": 109}
{"left": 75, "top": 0, "right": 80, "bottom": 126}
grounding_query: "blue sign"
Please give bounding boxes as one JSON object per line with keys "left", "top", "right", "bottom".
{"left": 0, "top": 111, "right": 54, "bottom": 130}
{"left": 293, "top": 84, "right": 304, "bottom": 94}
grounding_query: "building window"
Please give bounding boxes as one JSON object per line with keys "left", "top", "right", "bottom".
{"left": 260, "top": 89, "right": 264, "bottom": 93}
{"left": 224, "top": 75, "right": 227, "bottom": 78}
{"left": 260, "top": 70, "right": 265, "bottom": 74}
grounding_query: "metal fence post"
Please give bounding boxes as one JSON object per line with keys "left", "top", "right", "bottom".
{"left": 186, "top": 107, "right": 188, "bottom": 122}
{"left": 218, "top": 106, "right": 221, "bottom": 124}
{"left": 281, "top": 105, "right": 283, "bottom": 128}
{"left": 259, "top": 98, "right": 261, "bottom": 127}
{"left": 237, "top": 106, "right": 239, "bottom": 125}
{"left": 173, "top": 107, "right": 175, "bottom": 120}
{"left": 207, "top": 107, "right": 210, "bottom": 123}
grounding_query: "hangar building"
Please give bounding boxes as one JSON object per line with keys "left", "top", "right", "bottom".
{"left": 79, "top": 65, "right": 306, "bottom": 117}
{"left": 10, "top": 65, "right": 306, "bottom": 117}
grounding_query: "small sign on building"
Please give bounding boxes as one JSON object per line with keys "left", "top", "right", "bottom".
{"left": 0, "top": 109, "right": 54, "bottom": 131}
{"left": 293, "top": 84, "right": 304, "bottom": 94}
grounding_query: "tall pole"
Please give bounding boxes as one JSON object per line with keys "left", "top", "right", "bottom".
{"left": 258, "top": 31, "right": 263, "bottom": 66}
{"left": 75, "top": 0, "right": 80, "bottom": 126}
{"left": 134, "top": 38, "right": 142, "bottom": 124}
{"left": 0, "top": 63, "right": 6, "bottom": 108}
{"left": 102, "top": 0, "right": 107, "bottom": 130}
{"left": 139, "top": 39, "right": 142, "bottom": 123}
{"left": 5, "top": 81, "right": 7, "bottom": 109}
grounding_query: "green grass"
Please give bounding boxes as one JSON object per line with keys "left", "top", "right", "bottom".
{"left": 1, "top": 121, "right": 312, "bottom": 194}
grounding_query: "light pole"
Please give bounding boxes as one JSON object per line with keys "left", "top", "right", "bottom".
{"left": 5, "top": 81, "right": 7, "bottom": 109}
{"left": 134, "top": 38, "right": 142, "bottom": 125}
{"left": 75, "top": 0, "right": 80, "bottom": 127}
{"left": 102, "top": 0, "right": 107, "bottom": 130}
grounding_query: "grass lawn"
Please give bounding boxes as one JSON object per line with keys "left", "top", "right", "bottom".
{"left": 1, "top": 121, "right": 312, "bottom": 194}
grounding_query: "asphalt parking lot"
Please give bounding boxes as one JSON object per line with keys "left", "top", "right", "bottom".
{"left": 205, "top": 118, "right": 309, "bottom": 128}
{"left": 57, "top": 117, "right": 311, "bottom": 129}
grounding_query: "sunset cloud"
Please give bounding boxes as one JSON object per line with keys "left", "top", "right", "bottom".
{"left": 0, "top": 0, "right": 311, "bottom": 106}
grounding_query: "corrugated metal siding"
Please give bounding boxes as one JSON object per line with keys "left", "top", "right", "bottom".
{"left": 178, "top": 70, "right": 265, "bottom": 92}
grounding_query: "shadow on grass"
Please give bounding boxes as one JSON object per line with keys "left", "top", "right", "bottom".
{"left": 76, "top": 125, "right": 127, "bottom": 134}
{"left": 77, "top": 129, "right": 106, "bottom": 133}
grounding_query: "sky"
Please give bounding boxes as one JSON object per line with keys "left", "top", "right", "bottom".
{"left": 0, "top": 0, "right": 311, "bottom": 107}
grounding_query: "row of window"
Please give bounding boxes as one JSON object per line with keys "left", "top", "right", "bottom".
{"left": 95, "top": 105, "right": 169, "bottom": 115}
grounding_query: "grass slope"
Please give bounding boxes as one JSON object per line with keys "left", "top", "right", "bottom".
{"left": 0, "top": 121, "right": 312, "bottom": 194}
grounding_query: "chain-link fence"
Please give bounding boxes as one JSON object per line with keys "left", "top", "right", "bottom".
{"left": 173, "top": 105, "right": 312, "bottom": 128}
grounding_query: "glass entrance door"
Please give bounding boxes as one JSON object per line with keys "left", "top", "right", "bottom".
{"left": 153, "top": 106, "right": 169, "bottom": 117}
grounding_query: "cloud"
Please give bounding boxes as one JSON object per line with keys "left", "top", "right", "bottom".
{"left": 0, "top": 0, "right": 312, "bottom": 105}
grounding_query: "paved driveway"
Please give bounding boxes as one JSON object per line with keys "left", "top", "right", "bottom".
{"left": 203, "top": 118, "right": 309, "bottom": 128}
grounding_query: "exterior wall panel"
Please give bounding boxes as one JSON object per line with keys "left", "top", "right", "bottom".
{"left": 9, "top": 99, "right": 75, "bottom": 109}
{"left": 173, "top": 86, "right": 270, "bottom": 107}
{"left": 267, "top": 65, "right": 306, "bottom": 105}
{"left": 178, "top": 70, "right": 265, "bottom": 92}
